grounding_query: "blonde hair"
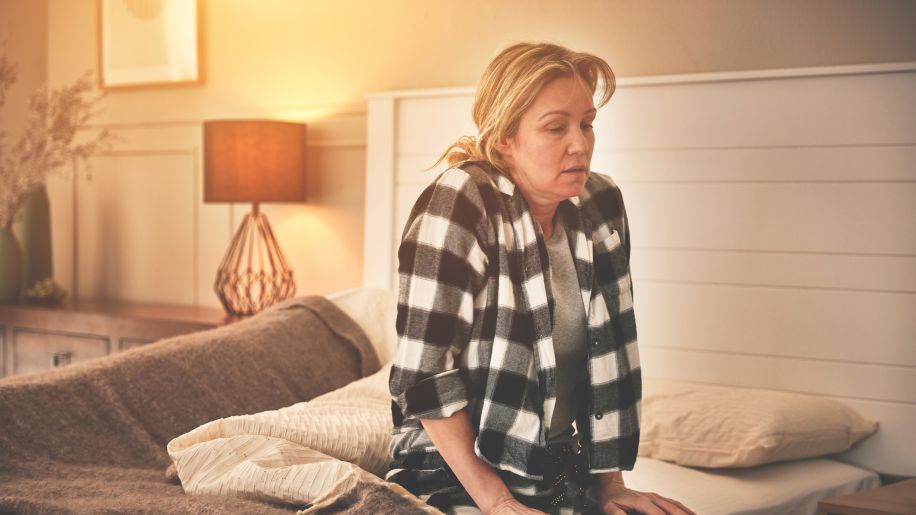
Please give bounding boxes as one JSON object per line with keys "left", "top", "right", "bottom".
{"left": 436, "top": 42, "right": 616, "bottom": 174}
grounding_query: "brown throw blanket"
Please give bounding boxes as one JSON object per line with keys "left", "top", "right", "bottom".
{"left": 0, "top": 296, "right": 382, "bottom": 514}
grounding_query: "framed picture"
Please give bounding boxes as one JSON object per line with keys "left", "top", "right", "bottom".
{"left": 97, "top": 0, "right": 203, "bottom": 89}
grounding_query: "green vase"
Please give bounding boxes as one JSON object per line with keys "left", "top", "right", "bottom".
{"left": 0, "top": 227, "right": 24, "bottom": 303}
{"left": 12, "top": 186, "right": 53, "bottom": 295}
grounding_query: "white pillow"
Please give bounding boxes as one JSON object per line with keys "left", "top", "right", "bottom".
{"left": 638, "top": 379, "right": 878, "bottom": 468}
{"left": 327, "top": 287, "right": 398, "bottom": 364}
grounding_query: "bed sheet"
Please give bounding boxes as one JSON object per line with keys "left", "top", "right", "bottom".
{"left": 623, "top": 455, "right": 880, "bottom": 515}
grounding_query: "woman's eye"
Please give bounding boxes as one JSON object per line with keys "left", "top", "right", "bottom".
{"left": 582, "top": 123, "right": 594, "bottom": 130}
{"left": 548, "top": 126, "right": 565, "bottom": 133}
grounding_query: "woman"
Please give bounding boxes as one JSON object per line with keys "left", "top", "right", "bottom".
{"left": 388, "top": 42, "right": 694, "bottom": 515}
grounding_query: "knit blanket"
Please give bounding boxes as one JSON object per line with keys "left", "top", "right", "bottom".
{"left": 0, "top": 296, "right": 392, "bottom": 514}
{"left": 168, "top": 364, "right": 441, "bottom": 514}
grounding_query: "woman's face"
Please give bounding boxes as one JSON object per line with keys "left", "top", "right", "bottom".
{"left": 498, "top": 75, "right": 597, "bottom": 211}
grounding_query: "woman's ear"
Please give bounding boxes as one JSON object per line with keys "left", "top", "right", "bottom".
{"left": 495, "top": 138, "right": 513, "bottom": 163}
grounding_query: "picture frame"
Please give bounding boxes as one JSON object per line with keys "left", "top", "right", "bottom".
{"left": 97, "top": 0, "right": 203, "bottom": 90}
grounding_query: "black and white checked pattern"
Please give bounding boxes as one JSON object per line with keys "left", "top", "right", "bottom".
{"left": 389, "top": 161, "right": 641, "bottom": 488}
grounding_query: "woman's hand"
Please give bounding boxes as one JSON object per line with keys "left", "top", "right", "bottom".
{"left": 594, "top": 472, "right": 694, "bottom": 515}
{"left": 598, "top": 482, "right": 695, "bottom": 515}
{"left": 487, "top": 495, "right": 547, "bottom": 515}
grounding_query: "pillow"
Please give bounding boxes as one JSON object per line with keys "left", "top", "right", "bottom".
{"left": 638, "top": 379, "right": 878, "bottom": 468}
{"left": 327, "top": 287, "right": 399, "bottom": 363}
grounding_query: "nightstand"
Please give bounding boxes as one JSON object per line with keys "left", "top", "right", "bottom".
{"left": 0, "top": 300, "right": 237, "bottom": 378}
{"left": 817, "top": 478, "right": 916, "bottom": 515}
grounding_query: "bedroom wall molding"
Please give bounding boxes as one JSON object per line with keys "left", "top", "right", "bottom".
{"left": 86, "top": 101, "right": 369, "bottom": 131}
{"left": 91, "top": 140, "right": 365, "bottom": 152}
{"left": 68, "top": 147, "right": 202, "bottom": 305}
{"left": 96, "top": 149, "right": 197, "bottom": 157}
{"left": 87, "top": 118, "right": 367, "bottom": 150}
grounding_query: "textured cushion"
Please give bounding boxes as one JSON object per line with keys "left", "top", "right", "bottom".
{"left": 638, "top": 379, "right": 878, "bottom": 468}
{"left": 328, "top": 287, "right": 399, "bottom": 364}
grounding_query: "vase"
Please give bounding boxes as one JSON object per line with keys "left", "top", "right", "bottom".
{"left": 0, "top": 227, "right": 24, "bottom": 303}
{"left": 12, "top": 186, "right": 53, "bottom": 295}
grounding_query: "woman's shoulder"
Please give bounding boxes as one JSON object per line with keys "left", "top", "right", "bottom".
{"left": 408, "top": 161, "right": 502, "bottom": 224}
{"left": 582, "top": 171, "right": 624, "bottom": 202}
{"left": 419, "top": 160, "right": 505, "bottom": 204}
{"left": 580, "top": 171, "right": 626, "bottom": 219}
{"left": 438, "top": 160, "right": 503, "bottom": 189}
{"left": 584, "top": 171, "right": 621, "bottom": 193}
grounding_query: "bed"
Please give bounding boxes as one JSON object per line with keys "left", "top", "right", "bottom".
{"left": 359, "top": 60, "right": 916, "bottom": 513}
{"left": 0, "top": 290, "right": 899, "bottom": 514}
{"left": 157, "top": 287, "right": 883, "bottom": 515}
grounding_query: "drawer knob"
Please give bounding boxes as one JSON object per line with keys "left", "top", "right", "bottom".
{"left": 51, "top": 351, "right": 72, "bottom": 368}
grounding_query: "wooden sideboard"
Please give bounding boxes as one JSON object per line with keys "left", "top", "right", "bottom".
{"left": 817, "top": 478, "right": 916, "bottom": 514}
{"left": 0, "top": 301, "right": 238, "bottom": 378}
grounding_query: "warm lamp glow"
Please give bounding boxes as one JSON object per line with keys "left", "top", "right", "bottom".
{"left": 203, "top": 119, "right": 306, "bottom": 316}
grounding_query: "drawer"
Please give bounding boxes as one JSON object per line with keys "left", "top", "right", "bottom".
{"left": 0, "top": 302, "right": 227, "bottom": 379}
{"left": 11, "top": 329, "right": 110, "bottom": 376}
{"left": 118, "top": 337, "right": 156, "bottom": 352}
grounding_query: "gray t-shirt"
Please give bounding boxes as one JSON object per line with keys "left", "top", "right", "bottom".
{"left": 545, "top": 212, "right": 588, "bottom": 444}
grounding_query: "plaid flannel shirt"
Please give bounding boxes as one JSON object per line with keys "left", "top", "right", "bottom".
{"left": 389, "top": 161, "right": 641, "bottom": 482}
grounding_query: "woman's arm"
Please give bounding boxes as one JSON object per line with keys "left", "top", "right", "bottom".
{"left": 594, "top": 471, "right": 696, "bottom": 515}
{"left": 421, "top": 410, "right": 544, "bottom": 515}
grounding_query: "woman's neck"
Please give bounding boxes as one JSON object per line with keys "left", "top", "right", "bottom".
{"left": 506, "top": 168, "right": 559, "bottom": 239}
{"left": 529, "top": 203, "right": 558, "bottom": 240}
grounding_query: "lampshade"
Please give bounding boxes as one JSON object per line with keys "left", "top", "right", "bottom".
{"left": 203, "top": 120, "right": 306, "bottom": 203}
{"left": 202, "top": 119, "right": 306, "bottom": 316}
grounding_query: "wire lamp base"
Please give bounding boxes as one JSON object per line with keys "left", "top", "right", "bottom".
{"left": 214, "top": 204, "right": 296, "bottom": 316}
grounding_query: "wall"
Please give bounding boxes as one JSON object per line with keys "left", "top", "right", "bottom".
{"left": 0, "top": 0, "right": 47, "bottom": 151}
{"left": 6, "top": 0, "right": 915, "bottom": 307}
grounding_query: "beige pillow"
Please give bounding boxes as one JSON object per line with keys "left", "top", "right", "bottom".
{"left": 638, "top": 379, "right": 878, "bottom": 468}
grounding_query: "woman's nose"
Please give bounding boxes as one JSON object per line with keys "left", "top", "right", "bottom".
{"left": 567, "top": 128, "right": 589, "bottom": 155}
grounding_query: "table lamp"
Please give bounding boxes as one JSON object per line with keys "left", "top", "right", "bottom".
{"left": 203, "top": 120, "right": 306, "bottom": 316}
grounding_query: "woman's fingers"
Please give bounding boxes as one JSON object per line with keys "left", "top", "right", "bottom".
{"left": 664, "top": 496, "right": 696, "bottom": 515}
{"left": 645, "top": 492, "right": 695, "bottom": 515}
{"left": 601, "top": 488, "right": 696, "bottom": 515}
{"left": 633, "top": 497, "right": 666, "bottom": 515}
{"left": 609, "top": 494, "right": 664, "bottom": 515}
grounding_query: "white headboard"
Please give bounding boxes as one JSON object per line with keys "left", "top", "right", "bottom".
{"left": 363, "top": 63, "right": 916, "bottom": 477}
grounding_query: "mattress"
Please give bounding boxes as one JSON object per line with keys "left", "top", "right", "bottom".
{"left": 622, "top": 456, "right": 880, "bottom": 515}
